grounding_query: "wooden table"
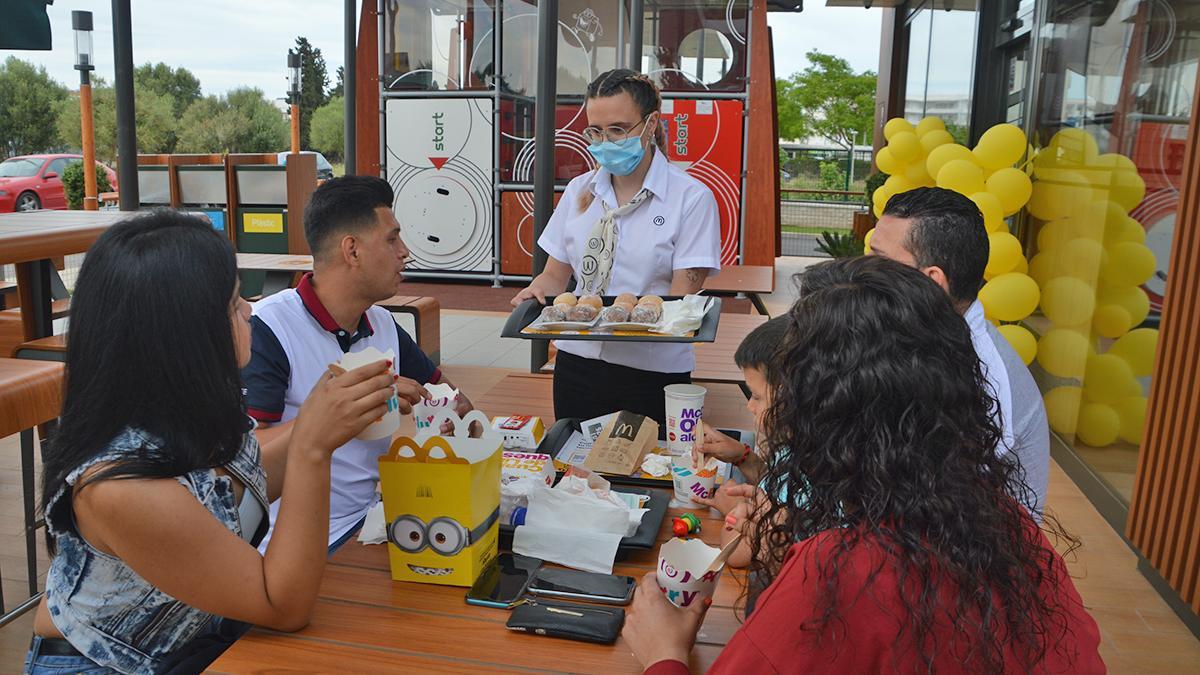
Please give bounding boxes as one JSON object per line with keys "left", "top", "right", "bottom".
{"left": 693, "top": 313, "right": 770, "bottom": 397}
{"left": 702, "top": 265, "right": 775, "bottom": 315}
{"left": 211, "top": 372, "right": 753, "bottom": 673}
{"left": 0, "top": 211, "right": 127, "bottom": 341}
{"left": 234, "top": 252, "right": 314, "bottom": 296}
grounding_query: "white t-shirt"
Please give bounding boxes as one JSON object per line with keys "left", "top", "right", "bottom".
{"left": 537, "top": 148, "right": 722, "bottom": 373}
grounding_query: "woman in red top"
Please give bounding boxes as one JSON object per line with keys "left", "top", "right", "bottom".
{"left": 624, "top": 256, "right": 1104, "bottom": 673}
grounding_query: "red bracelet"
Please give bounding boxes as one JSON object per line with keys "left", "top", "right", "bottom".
{"left": 732, "top": 443, "right": 753, "bottom": 466}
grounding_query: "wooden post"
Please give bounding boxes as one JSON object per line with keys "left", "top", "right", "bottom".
{"left": 291, "top": 104, "right": 301, "bottom": 155}
{"left": 80, "top": 83, "right": 98, "bottom": 210}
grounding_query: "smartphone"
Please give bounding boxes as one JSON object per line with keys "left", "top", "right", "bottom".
{"left": 465, "top": 553, "right": 541, "bottom": 609}
{"left": 527, "top": 567, "right": 636, "bottom": 605}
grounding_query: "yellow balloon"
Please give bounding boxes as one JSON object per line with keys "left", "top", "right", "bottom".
{"left": 919, "top": 129, "right": 954, "bottom": 155}
{"left": 985, "top": 168, "right": 1033, "bottom": 216}
{"left": 937, "top": 159, "right": 986, "bottom": 196}
{"left": 1037, "top": 328, "right": 1089, "bottom": 378}
{"left": 969, "top": 192, "right": 1005, "bottom": 233}
{"left": 1028, "top": 252, "right": 1056, "bottom": 287}
{"left": 875, "top": 147, "right": 902, "bottom": 176}
{"left": 1091, "top": 153, "right": 1146, "bottom": 210}
{"left": 926, "top": 144, "right": 974, "bottom": 181}
{"left": 1077, "top": 403, "right": 1120, "bottom": 447}
{"left": 1036, "top": 219, "right": 1074, "bottom": 252}
{"left": 884, "top": 174, "right": 917, "bottom": 197}
{"left": 1102, "top": 242, "right": 1156, "bottom": 288}
{"left": 863, "top": 227, "right": 875, "bottom": 255}
{"left": 1044, "top": 386, "right": 1084, "bottom": 435}
{"left": 1092, "top": 304, "right": 1133, "bottom": 339}
{"left": 1011, "top": 255, "right": 1028, "bottom": 276}
{"left": 1040, "top": 277, "right": 1096, "bottom": 327}
{"left": 973, "top": 124, "right": 1027, "bottom": 171}
{"left": 1048, "top": 238, "right": 1104, "bottom": 283}
{"left": 1114, "top": 396, "right": 1148, "bottom": 445}
{"left": 978, "top": 273, "right": 1040, "bottom": 322}
{"left": 889, "top": 131, "right": 922, "bottom": 164}
{"left": 985, "top": 232, "right": 1024, "bottom": 279}
{"left": 904, "top": 160, "right": 934, "bottom": 186}
{"left": 997, "top": 324, "right": 1036, "bottom": 365}
{"left": 1028, "top": 170, "right": 1094, "bottom": 221}
{"left": 1106, "top": 216, "right": 1146, "bottom": 246}
{"left": 884, "top": 117, "right": 915, "bottom": 141}
{"left": 1049, "top": 127, "right": 1100, "bottom": 166}
{"left": 1083, "top": 354, "right": 1142, "bottom": 404}
{"left": 1097, "top": 286, "right": 1150, "bottom": 327}
{"left": 1108, "top": 328, "right": 1159, "bottom": 377}
{"left": 914, "top": 116, "right": 946, "bottom": 138}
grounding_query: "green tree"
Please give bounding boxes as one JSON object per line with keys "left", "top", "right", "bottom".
{"left": 55, "top": 78, "right": 177, "bottom": 161}
{"left": 0, "top": 56, "right": 67, "bottom": 156}
{"left": 776, "top": 50, "right": 876, "bottom": 150}
{"left": 294, "top": 37, "right": 329, "bottom": 149}
{"left": 175, "top": 87, "right": 288, "bottom": 154}
{"left": 310, "top": 95, "right": 344, "bottom": 161}
{"left": 61, "top": 159, "right": 113, "bottom": 210}
{"left": 328, "top": 65, "right": 345, "bottom": 99}
{"left": 134, "top": 62, "right": 202, "bottom": 119}
{"left": 818, "top": 160, "right": 847, "bottom": 194}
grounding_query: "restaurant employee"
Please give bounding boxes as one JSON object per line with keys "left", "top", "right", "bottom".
{"left": 512, "top": 69, "right": 722, "bottom": 425}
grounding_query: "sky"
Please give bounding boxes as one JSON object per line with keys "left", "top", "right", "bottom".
{"left": 0, "top": 2, "right": 883, "bottom": 97}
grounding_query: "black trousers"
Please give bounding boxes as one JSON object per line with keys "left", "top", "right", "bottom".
{"left": 553, "top": 350, "right": 691, "bottom": 428}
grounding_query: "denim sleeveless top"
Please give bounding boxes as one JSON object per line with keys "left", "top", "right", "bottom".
{"left": 43, "top": 424, "right": 269, "bottom": 674}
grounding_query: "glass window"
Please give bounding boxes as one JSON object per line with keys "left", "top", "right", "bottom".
{"left": 45, "top": 158, "right": 71, "bottom": 176}
{"left": 382, "top": 0, "right": 495, "bottom": 91}
{"left": 903, "top": 2, "right": 977, "bottom": 141}
{"left": 497, "top": 1, "right": 629, "bottom": 97}
{"left": 903, "top": 7, "right": 931, "bottom": 123}
{"left": 1024, "top": 0, "right": 1198, "bottom": 503}
{"left": 638, "top": 0, "right": 750, "bottom": 92}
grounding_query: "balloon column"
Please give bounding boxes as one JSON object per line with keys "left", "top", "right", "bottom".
{"left": 868, "top": 117, "right": 1040, "bottom": 357}
{"left": 1027, "top": 127, "right": 1158, "bottom": 448}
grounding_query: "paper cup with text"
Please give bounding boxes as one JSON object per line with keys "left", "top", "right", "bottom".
{"left": 664, "top": 384, "right": 706, "bottom": 455}
{"left": 670, "top": 455, "right": 718, "bottom": 508}
{"left": 337, "top": 346, "right": 398, "bottom": 441}
{"left": 656, "top": 537, "right": 724, "bottom": 608}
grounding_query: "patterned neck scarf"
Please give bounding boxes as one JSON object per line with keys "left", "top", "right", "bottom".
{"left": 578, "top": 187, "right": 652, "bottom": 294}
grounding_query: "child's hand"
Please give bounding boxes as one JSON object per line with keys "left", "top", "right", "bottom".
{"left": 692, "top": 480, "right": 746, "bottom": 517}
{"left": 693, "top": 421, "right": 747, "bottom": 464}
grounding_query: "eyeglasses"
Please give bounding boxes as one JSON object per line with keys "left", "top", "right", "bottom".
{"left": 582, "top": 114, "right": 652, "bottom": 145}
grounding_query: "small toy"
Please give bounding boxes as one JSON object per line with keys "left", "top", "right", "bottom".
{"left": 672, "top": 513, "right": 702, "bottom": 537}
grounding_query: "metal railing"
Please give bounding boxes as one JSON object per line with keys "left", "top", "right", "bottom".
{"left": 779, "top": 188, "right": 867, "bottom": 258}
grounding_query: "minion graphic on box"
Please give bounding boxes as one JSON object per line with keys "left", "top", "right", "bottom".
{"left": 379, "top": 410, "right": 502, "bottom": 587}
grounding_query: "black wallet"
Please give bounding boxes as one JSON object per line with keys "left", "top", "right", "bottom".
{"left": 505, "top": 598, "right": 625, "bottom": 644}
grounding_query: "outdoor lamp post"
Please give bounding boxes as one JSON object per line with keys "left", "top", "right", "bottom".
{"left": 288, "top": 50, "right": 302, "bottom": 154}
{"left": 73, "top": 10, "right": 98, "bottom": 211}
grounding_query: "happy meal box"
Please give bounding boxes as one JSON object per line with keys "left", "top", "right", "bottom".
{"left": 379, "top": 410, "right": 502, "bottom": 587}
{"left": 656, "top": 536, "right": 737, "bottom": 608}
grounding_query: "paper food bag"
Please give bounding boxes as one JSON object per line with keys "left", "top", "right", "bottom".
{"left": 413, "top": 382, "right": 460, "bottom": 433}
{"left": 337, "top": 346, "right": 398, "bottom": 441}
{"left": 584, "top": 411, "right": 659, "bottom": 476}
{"left": 379, "top": 409, "right": 502, "bottom": 587}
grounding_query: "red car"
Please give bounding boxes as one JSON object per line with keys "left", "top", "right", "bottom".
{"left": 0, "top": 154, "right": 119, "bottom": 212}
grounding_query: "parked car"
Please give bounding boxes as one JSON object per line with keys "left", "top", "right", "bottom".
{"left": 276, "top": 151, "right": 335, "bottom": 182}
{"left": 0, "top": 154, "right": 119, "bottom": 213}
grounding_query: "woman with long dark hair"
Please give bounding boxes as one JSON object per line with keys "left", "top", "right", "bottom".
{"left": 623, "top": 256, "right": 1104, "bottom": 673}
{"left": 25, "top": 211, "right": 399, "bottom": 673}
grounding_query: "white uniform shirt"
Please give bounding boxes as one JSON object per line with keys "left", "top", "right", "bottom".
{"left": 537, "top": 148, "right": 722, "bottom": 373}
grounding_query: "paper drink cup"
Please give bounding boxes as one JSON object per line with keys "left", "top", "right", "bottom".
{"left": 670, "top": 455, "right": 718, "bottom": 508}
{"left": 656, "top": 537, "right": 724, "bottom": 608}
{"left": 664, "top": 384, "right": 706, "bottom": 455}
{"left": 337, "top": 347, "right": 398, "bottom": 441}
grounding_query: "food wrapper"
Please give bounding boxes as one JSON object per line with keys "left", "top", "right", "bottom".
{"left": 491, "top": 415, "right": 546, "bottom": 451}
{"left": 500, "top": 451, "right": 555, "bottom": 525}
{"left": 653, "top": 295, "right": 712, "bottom": 336}
{"left": 413, "top": 382, "right": 459, "bottom": 432}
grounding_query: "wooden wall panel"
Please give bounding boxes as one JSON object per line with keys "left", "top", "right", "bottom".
{"left": 1127, "top": 70, "right": 1200, "bottom": 615}
{"left": 356, "top": 0, "right": 381, "bottom": 177}
{"left": 500, "top": 191, "right": 561, "bottom": 276}
{"left": 742, "top": 0, "right": 778, "bottom": 266}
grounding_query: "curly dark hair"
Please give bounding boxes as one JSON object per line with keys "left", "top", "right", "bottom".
{"left": 749, "top": 255, "right": 1077, "bottom": 672}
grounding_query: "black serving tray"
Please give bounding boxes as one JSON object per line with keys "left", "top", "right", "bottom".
{"left": 497, "top": 485, "right": 668, "bottom": 556}
{"left": 501, "top": 296, "right": 722, "bottom": 343}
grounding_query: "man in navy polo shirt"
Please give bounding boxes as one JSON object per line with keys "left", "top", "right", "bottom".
{"left": 242, "top": 175, "right": 477, "bottom": 552}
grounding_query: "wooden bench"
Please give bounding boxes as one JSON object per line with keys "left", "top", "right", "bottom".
{"left": 0, "top": 358, "right": 64, "bottom": 623}
{"left": 702, "top": 264, "right": 775, "bottom": 316}
{"left": 13, "top": 333, "right": 67, "bottom": 361}
{"left": 1, "top": 299, "right": 71, "bottom": 358}
{"left": 0, "top": 281, "right": 17, "bottom": 310}
{"left": 377, "top": 295, "right": 441, "bottom": 367}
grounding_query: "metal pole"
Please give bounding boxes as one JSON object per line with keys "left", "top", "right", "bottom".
{"left": 531, "top": 0, "right": 559, "bottom": 371}
{"left": 629, "top": 0, "right": 644, "bottom": 72}
{"left": 111, "top": 0, "right": 138, "bottom": 210}
{"left": 344, "top": 0, "right": 357, "bottom": 175}
{"left": 73, "top": 11, "right": 98, "bottom": 211}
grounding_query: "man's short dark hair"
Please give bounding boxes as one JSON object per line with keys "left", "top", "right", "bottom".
{"left": 303, "top": 175, "right": 395, "bottom": 258}
{"left": 882, "top": 187, "right": 989, "bottom": 304}
{"left": 734, "top": 316, "right": 791, "bottom": 370}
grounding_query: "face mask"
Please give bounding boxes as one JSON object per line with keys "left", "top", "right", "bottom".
{"left": 587, "top": 118, "right": 652, "bottom": 176}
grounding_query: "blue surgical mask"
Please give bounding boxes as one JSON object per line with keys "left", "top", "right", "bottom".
{"left": 588, "top": 134, "right": 648, "bottom": 176}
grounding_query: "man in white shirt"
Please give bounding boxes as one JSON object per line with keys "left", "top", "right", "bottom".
{"left": 869, "top": 187, "right": 1049, "bottom": 519}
